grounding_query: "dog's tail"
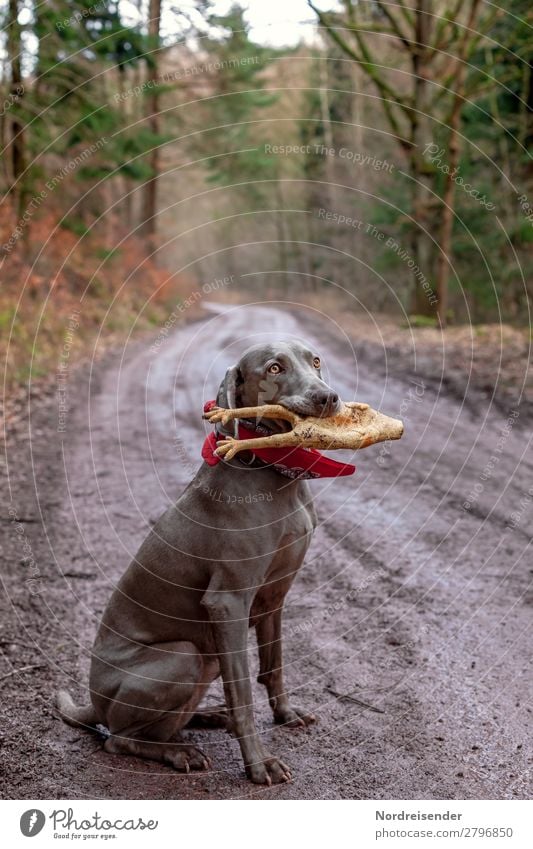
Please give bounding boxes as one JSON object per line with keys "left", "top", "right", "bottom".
{"left": 55, "top": 689, "right": 99, "bottom": 731}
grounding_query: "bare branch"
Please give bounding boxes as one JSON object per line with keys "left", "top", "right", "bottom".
{"left": 395, "top": 0, "right": 415, "bottom": 29}
{"left": 431, "top": 0, "right": 464, "bottom": 54}
{"left": 343, "top": 20, "right": 412, "bottom": 113}
{"left": 308, "top": 0, "right": 411, "bottom": 143}
{"left": 429, "top": 0, "right": 495, "bottom": 111}
{"left": 375, "top": 1, "right": 412, "bottom": 52}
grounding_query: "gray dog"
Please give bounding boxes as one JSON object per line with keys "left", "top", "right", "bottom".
{"left": 57, "top": 340, "right": 341, "bottom": 785}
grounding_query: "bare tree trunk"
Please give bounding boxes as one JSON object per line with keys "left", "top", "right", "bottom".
{"left": 140, "top": 0, "right": 162, "bottom": 242}
{"left": 274, "top": 182, "right": 289, "bottom": 278}
{"left": 7, "top": 0, "right": 27, "bottom": 218}
{"left": 409, "top": 0, "right": 432, "bottom": 315}
{"left": 350, "top": 60, "right": 365, "bottom": 268}
{"left": 434, "top": 0, "right": 482, "bottom": 327}
{"left": 318, "top": 52, "right": 335, "bottom": 210}
{"left": 434, "top": 119, "right": 458, "bottom": 326}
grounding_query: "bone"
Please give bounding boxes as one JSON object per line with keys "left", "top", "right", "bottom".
{"left": 203, "top": 401, "right": 404, "bottom": 460}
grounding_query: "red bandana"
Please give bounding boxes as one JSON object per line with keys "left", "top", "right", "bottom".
{"left": 202, "top": 400, "right": 355, "bottom": 480}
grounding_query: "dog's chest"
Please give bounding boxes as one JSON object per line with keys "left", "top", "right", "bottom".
{"left": 249, "top": 496, "right": 315, "bottom": 624}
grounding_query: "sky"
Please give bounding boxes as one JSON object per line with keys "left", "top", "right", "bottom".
{"left": 211, "top": 0, "right": 325, "bottom": 46}
{"left": 8, "top": 0, "right": 335, "bottom": 74}
{"left": 121, "top": 0, "right": 337, "bottom": 48}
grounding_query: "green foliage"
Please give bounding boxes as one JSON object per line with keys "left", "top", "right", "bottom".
{"left": 481, "top": 1, "right": 533, "bottom": 146}
{"left": 60, "top": 216, "right": 90, "bottom": 237}
{"left": 199, "top": 5, "right": 279, "bottom": 197}
{"left": 0, "top": 308, "right": 15, "bottom": 330}
{"left": 512, "top": 218, "right": 533, "bottom": 244}
{"left": 7, "top": 1, "right": 159, "bottom": 197}
{"left": 95, "top": 246, "right": 120, "bottom": 261}
{"left": 405, "top": 315, "right": 438, "bottom": 328}
{"left": 444, "top": 2, "right": 533, "bottom": 319}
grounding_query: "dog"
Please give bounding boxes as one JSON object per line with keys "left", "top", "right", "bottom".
{"left": 56, "top": 340, "right": 341, "bottom": 785}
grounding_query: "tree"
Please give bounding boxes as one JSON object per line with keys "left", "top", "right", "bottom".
{"left": 140, "top": 0, "right": 162, "bottom": 241}
{"left": 455, "top": 0, "right": 533, "bottom": 319}
{"left": 194, "top": 5, "right": 281, "bottom": 269}
{"left": 200, "top": 5, "right": 277, "bottom": 193}
{"left": 0, "top": 0, "right": 161, "bottom": 252}
{"left": 308, "top": 0, "right": 501, "bottom": 324}
{"left": 4, "top": 0, "right": 26, "bottom": 217}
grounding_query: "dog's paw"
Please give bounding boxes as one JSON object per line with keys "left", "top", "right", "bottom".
{"left": 246, "top": 755, "right": 292, "bottom": 786}
{"left": 274, "top": 706, "right": 316, "bottom": 729}
{"left": 165, "top": 744, "right": 211, "bottom": 773}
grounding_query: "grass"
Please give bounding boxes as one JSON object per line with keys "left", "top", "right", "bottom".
{"left": 404, "top": 314, "right": 439, "bottom": 328}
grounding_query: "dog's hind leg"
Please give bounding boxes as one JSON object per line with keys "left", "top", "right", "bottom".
{"left": 94, "top": 640, "right": 216, "bottom": 772}
{"left": 103, "top": 732, "right": 211, "bottom": 772}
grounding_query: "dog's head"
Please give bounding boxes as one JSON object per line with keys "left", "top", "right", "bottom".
{"left": 217, "top": 341, "right": 341, "bottom": 431}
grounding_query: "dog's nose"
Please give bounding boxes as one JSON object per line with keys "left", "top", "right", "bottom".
{"left": 312, "top": 390, "right": 339, "bottom": 413}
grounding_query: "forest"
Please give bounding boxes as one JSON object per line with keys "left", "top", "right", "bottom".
{"left": 1, "top": 1, "right": 532, "bottom": 390}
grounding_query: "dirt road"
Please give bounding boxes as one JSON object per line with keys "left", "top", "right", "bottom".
{"left": 1, "top": 301, "right": 531, "bottom": 799}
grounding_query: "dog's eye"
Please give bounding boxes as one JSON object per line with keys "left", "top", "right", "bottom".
{"left": 268, "top": 363, "right": 282, "bottom": 375}
{"left": 313, "top": 357, "right": 321, "bottom": 369}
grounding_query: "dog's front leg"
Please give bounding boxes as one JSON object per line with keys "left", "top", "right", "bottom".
{"left": 256, "top": 610, "right": 316, "bottom": 729}
{"left": 201, "top": 586, "right": 292, "bottom": 785}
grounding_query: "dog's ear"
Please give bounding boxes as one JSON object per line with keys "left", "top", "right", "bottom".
{"left": 216, "top": 363, "right": 242, "bottom": 410}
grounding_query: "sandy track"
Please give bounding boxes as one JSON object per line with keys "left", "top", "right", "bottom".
{"left": 1, "top": 302, "right": 531, "bottom": 799}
